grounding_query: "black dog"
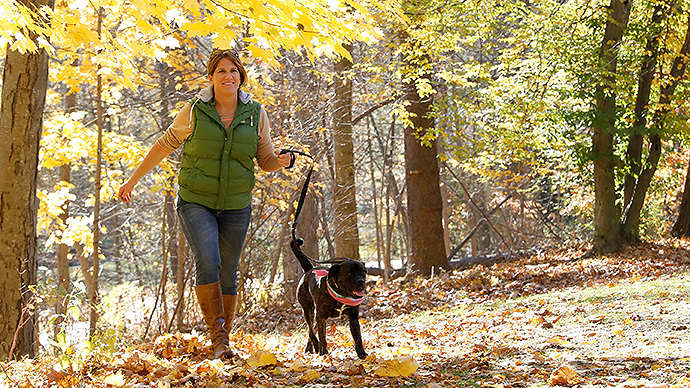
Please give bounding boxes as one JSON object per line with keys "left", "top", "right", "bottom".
{"left": 291, "top": 238, "right": 368, "bottom": 359}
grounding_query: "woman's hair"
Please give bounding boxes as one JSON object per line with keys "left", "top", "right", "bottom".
{"left": 207, "top": 49, "right": 247, "bottom": 88}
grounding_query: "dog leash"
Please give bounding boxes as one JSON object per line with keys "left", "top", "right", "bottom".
{"left": 281, "top": 148, "right": 314, "bottom": 242}
{"left": 288, "top": 150, "right": 365, "bottom": 307}
{"left": 287, "top": 149, "right": 346, "bottom": 266}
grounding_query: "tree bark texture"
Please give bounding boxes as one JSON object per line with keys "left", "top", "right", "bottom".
{"left": 90, "top": 8, "right": 104, "bottom": 336}
{"left": 0, "top": 0, "right": 52, "bottom": 358}
{"left": 672, "top": 159, "right": 690, "bottom": 237}
{"left": 332, "top": 44, "right": 361, "bottom": 261}
{"left": 623, "top": 2, "right": 665, "bottom": 208}
{"left": 159, "top": 62, "right": 179, "bottom": 280}
{"left": 56, "top": 90, "right": 76, "bottom": 336}
{"left": 624, "top": 14, "right": 690, "bottom": 238}
{"left": 591, "top": 0, "right": 632, "bottom": 254}
{"left": 402, "top": 51, "right": 450, "bottom": 276}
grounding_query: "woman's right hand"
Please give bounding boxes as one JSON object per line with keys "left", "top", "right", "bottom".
{"left": 118, "top": 179, "right": 135, "bottom": 203}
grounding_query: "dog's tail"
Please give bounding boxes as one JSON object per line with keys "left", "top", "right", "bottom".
{"left": 291, "top": 238, "right": 314, "bottom": 272}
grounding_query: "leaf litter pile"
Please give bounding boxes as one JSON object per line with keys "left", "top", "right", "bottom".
{"left": 3, "top": 239, "right": 690, "bottom": 387}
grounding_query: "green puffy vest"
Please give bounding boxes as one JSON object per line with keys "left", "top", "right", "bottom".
{"left": 178, "top": 96, "right": 261, "bottom": 210}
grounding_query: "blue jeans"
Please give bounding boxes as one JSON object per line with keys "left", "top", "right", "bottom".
{"left": 176, "top": 198, "right": 251, "bottom": 295}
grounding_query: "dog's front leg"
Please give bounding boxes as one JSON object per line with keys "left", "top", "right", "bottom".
{"left": 346, "top": 309, "right": 367, "bottom": 359}
{"left": 315, "top": 314, "right": 329, "bottom": 356}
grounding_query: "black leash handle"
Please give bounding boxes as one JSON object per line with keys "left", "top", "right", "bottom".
{"left": 280, "top": 148, "right": 313, "bottom": 169}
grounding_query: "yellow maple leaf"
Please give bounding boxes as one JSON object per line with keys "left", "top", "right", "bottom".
{"left": 373, "top": 356, "right": 418, "bottom": 377}
{"left": 246, "top": 350, "right": 278, "bottom": 368}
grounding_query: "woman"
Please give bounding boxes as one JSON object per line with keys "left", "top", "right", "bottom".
{"left": 118, "top": 49, "right": 292, "bottom": 359}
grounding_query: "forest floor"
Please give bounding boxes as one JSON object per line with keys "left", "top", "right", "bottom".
{"left": 3, "top": 239, "right": 690, "bottom": 387}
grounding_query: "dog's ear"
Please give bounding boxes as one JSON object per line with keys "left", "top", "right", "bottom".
{"left": 329, "top": 263, "right": 341, "bottom": 278}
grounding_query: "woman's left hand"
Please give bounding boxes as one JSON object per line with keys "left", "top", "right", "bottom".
{"left": 277, "top": 152, "right": 293, "bottom": 168}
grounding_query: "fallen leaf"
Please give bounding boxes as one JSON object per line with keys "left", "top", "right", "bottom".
{"left": 491, "top": 346, "right": 516, "bottom": 357}
{"left": 549, "top": 365, "right": 578, "bottom": 386}
{"left": 532, "top": 352, "right": 546, "bottom": 363}
{"left": 300, "top": 369, "right": 321, "bottom": 382}
{"left": 285, "top": 359, "right": 308, "bottom": 372}
{"left": 46, "top": 367, "right": 69, "bottom": 384}
{"left": 545, "top": 336, "right": 569, "bottom": 347}
{"left": 373, "top": 355, "right": 418, "bottom": 377}
{"left": 246, "top": 350, "right": 278, "bottom": 368}
{"left": 103, "top": 371, "right": 127, "bottom": 387}
{"left": 342, "top": 360, "right": 366, "bottom": 376}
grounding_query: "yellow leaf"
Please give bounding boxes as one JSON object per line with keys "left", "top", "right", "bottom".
{"left": 181, "top": 21, "right": 213, "bottom": 37}
{"left": 246, "top": 350, "right": 278, "bottom": 368}
{"left": 373, "top": 356, "right": 418, "bottom": 377}
{"left": 545, "top": 337, "right": 569, "bottom": 347}
{"left": 286, "top": 359, "right": 308, "bottom": 372}
{"left": 103, "top": 371, "right": 127, "bottom": 386}
{"left": 247, "top": 44, "right": 278, "bottom": 66}
{"left": 300, "top": 370, "right": 320, "bottom": 382}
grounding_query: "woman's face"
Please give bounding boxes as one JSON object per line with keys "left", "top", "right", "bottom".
{"left": 209, "top": 57, "right": 241, "bottom": 97}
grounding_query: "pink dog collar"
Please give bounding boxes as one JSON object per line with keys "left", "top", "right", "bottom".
{"left": 313, "top": 269, "right": 365, "bottom": 307}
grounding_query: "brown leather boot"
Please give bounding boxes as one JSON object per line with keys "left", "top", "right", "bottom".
{"left": 222, "top": 294, "right": 238, "bottom": 333}
{"left": 195, "top": 282, "right": 234, "bottom": 359}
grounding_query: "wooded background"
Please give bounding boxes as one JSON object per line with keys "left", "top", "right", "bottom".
{"left": 2, "top": 0, "right": 690, "bottom": 361}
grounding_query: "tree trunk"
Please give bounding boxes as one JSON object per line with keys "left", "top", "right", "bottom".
{"left": 158, "top": 62, "right": 179, "bottom": 281}
{"left": 623, "top": 2, "right": 665, "bottom": 208}
{"left": 89, "top": 6, "right": 104, "bottom": 337}
{"left": 470, "top": 188, "right": 492, "bottom": 254}
{"left": 0, "top": 0, "right": 53, "bottom": 359}
{"left": 176, "top": 228, "right": 187, "bottom": 330}
{"left": 298, "top": 186, "right": 319, "bottom": 260}
{"left": 672, "top": 159, "right": 690, "bottom": 237}
{"left": 366, "top": 125, "right": 386, "bottom": 282}
{"left": 402, "top": 46, "right": 449, "bottom": 276}
{"left": 591, "top": 0, "right": 632, "bottom": 254}
{"left": 332, "top": 44, "right": 360, "bottom": 261}
{"left": 55, "top": 90, "right": 76, "bottom": 337}
{"left": 625, "top": 14, "right": 690, "bottom": 238}
{"left": 269, "top": 203, "right": 293, "bottom": 284}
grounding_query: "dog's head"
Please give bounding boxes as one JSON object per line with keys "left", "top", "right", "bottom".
{"left": 328, "top": 258, "right": 367, "bottom": 298}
